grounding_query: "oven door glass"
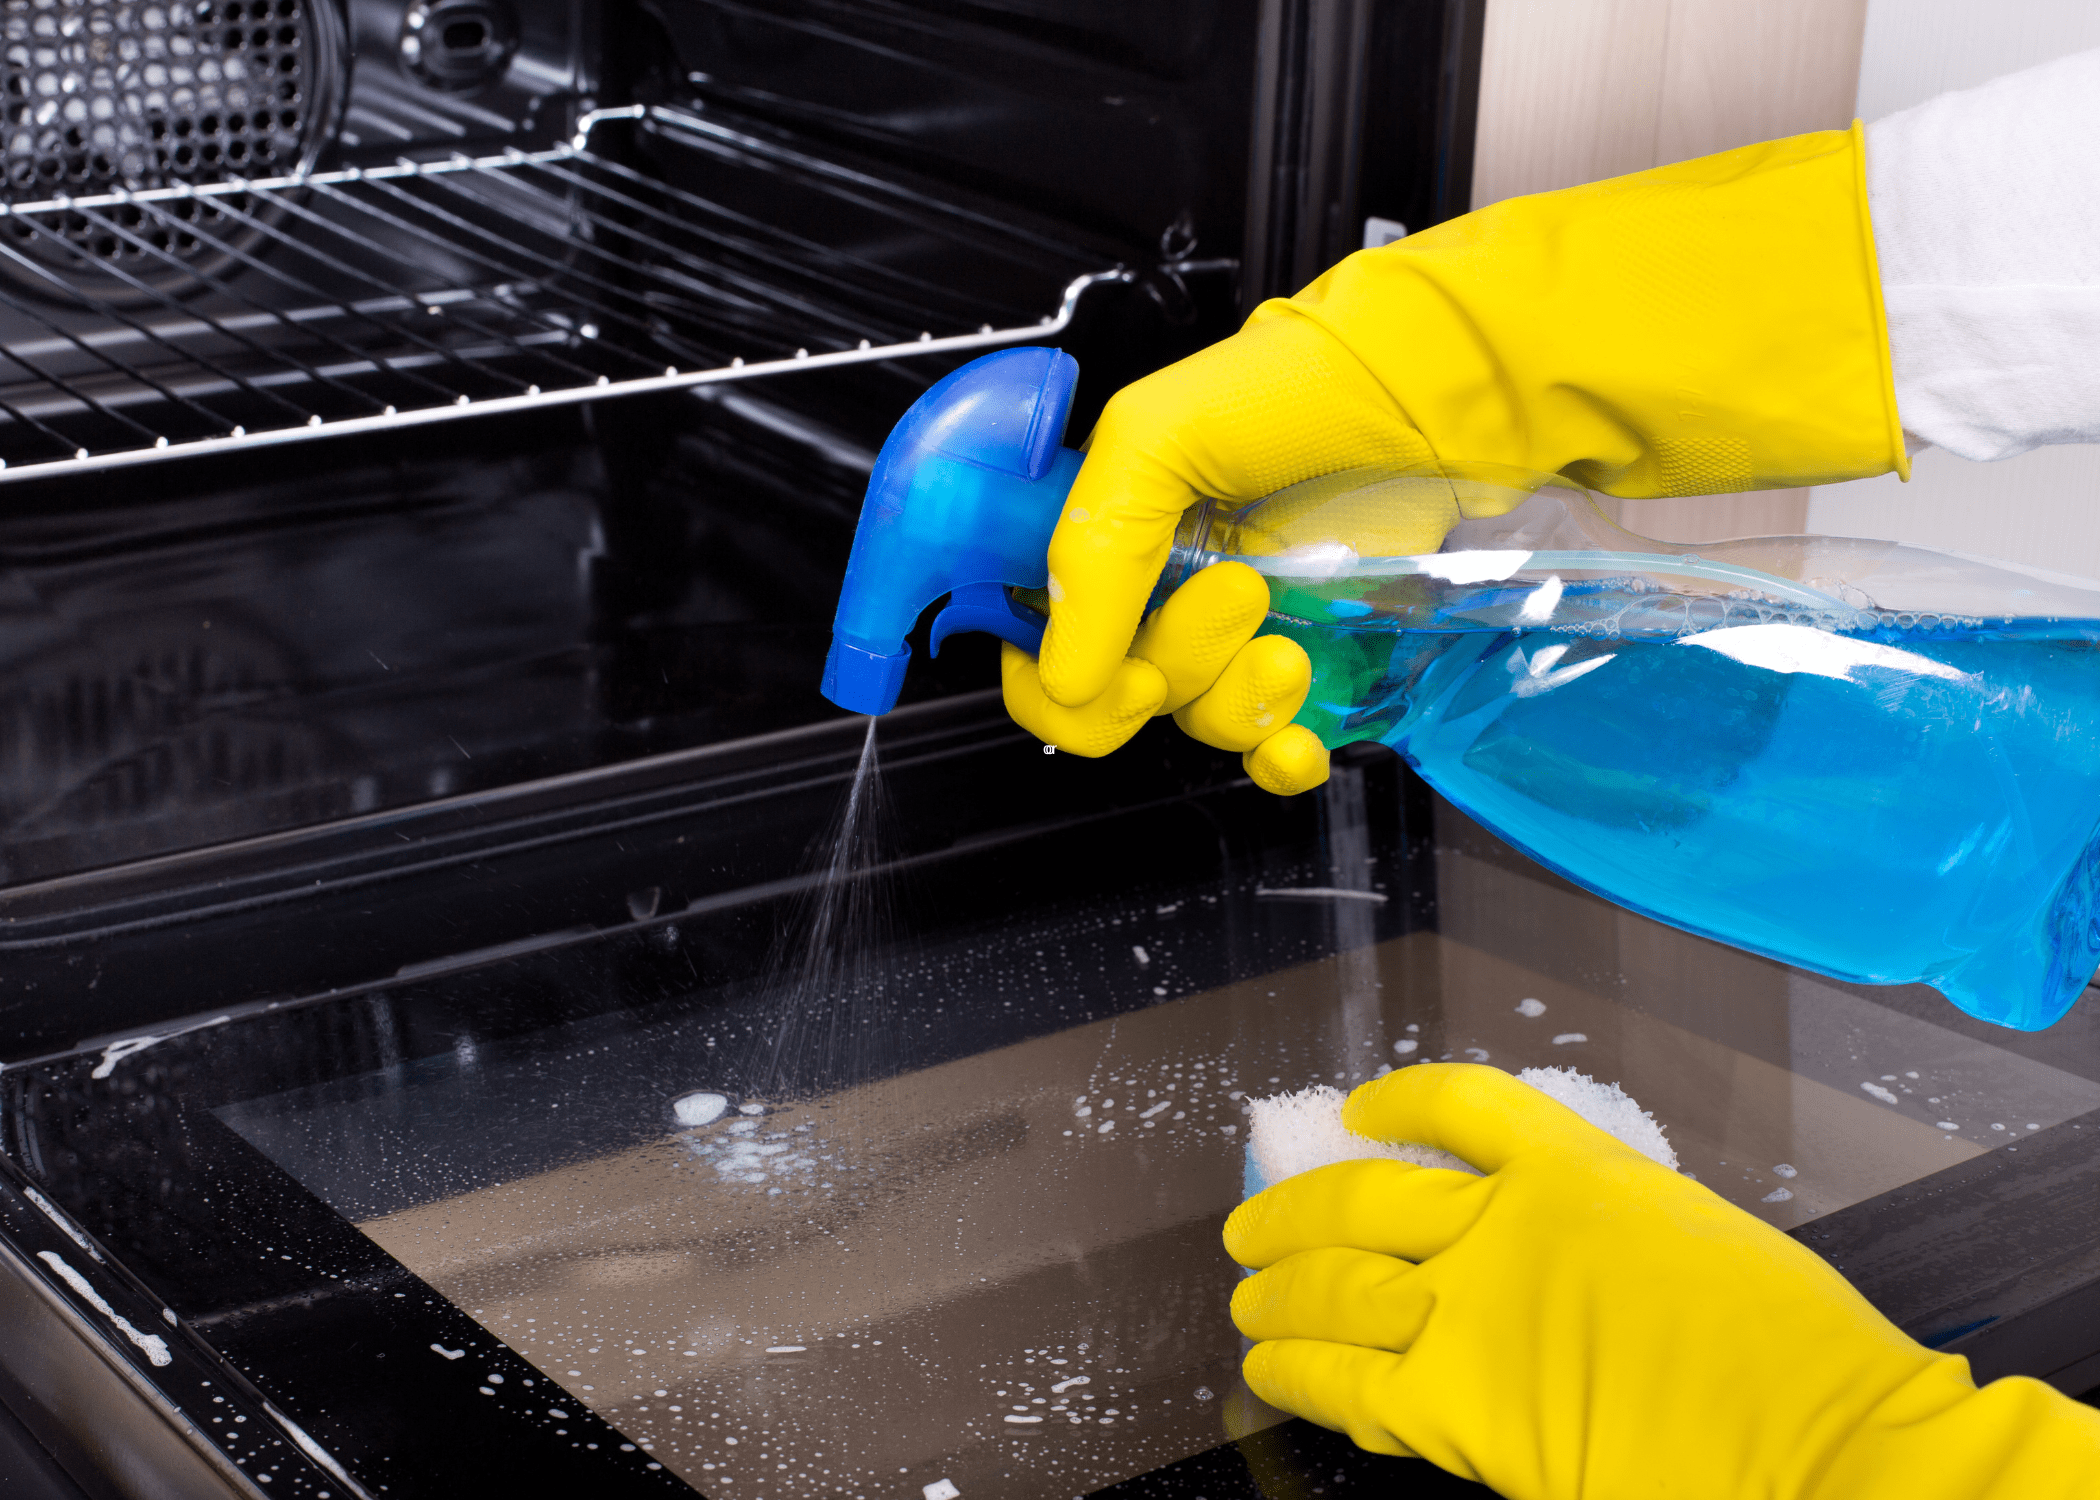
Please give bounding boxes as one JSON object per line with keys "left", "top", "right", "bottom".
{"left": 8, "top": 722, "right": 2098, "bottom": 1499}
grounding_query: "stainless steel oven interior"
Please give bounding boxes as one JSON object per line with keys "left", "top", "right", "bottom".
{"left": 0, "top": 0, "right": 1470, "bottom": 484}
{"left": 2, "top": 4, "right": 2096, "bottom": 1500}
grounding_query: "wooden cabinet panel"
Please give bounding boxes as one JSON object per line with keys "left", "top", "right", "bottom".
{"left": 1468, "top": 0, "right": 1868, "bottom": 537}
{"left": 1474, "top": 0, "right": 1869, "bottom": 208}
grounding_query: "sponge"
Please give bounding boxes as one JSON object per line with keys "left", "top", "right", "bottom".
{"left": 1513, "top": 1065, "right": 1676, "bottom": 1169}
{"left": 1243, "top": 1066, "right": 1676, "bottom": 1197}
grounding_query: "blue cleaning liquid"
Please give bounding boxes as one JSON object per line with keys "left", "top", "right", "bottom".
{"left": 1267, "top": 591, "right": 2100, "bottom": 1031}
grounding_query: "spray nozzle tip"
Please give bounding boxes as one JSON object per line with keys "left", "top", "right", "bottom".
{"left": 821, "top": 637, "right": 911, "bottom": 716}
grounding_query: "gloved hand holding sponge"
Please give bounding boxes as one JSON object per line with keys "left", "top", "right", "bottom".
{"left": 1008, "top": 124, "right": 1908, "bottom": 792}
{"left": 1227, "top": 1064, "right": 2100, "bottom": 1499}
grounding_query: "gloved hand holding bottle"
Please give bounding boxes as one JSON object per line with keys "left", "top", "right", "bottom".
{"left": 1227, "top": 1064, "right": 2100, "bottom": 1499}
{"left": 1005, "top": 123, "right": 1910, "bottom": 790}
{"left": 1016, "top": 37, "right": 2100, "bottom": 794}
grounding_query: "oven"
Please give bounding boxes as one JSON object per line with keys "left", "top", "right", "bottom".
{"left": 0, "top": 4, "right": 2095, "bottom": 1499}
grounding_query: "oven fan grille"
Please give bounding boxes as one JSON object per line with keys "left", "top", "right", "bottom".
{"left": 3, "top": 0, "right": 325, "bottom": 268}
{"left": 0, "top": 106, "right": 1119, "bottom": 484}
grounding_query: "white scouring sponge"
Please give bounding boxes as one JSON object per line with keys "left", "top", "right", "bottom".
{"left": 1243, "top": 1066, "right": 1677, "bottom": 1196}
{"left": 1513, "top": 1065, "right": 1676, "bottom": 1170}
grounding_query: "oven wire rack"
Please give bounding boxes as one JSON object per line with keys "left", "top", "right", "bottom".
{"left": 0, "top": 104, "right": 1130, "bottom": 484}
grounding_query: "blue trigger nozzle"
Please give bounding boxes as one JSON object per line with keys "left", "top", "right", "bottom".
{"left": 820, "top": 347, "right": 1084, "bottom": 715}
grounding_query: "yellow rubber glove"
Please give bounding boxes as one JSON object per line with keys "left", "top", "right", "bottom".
{"left": 1003, "top": 561, "right": 1331, "bottom": 793}
{"left": 1226, "top": 1064, "right": 2100, "bottom": 1499}
{"left": 1013, "top": 124, "right": 1907, "bottom": 791}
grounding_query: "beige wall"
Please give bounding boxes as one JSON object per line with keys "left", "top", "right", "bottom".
{"left": 1472, "top": 0, "right": 1872, "bottom": 209}
{"left": 1470, "top": 0, "right": 1870, "bottom": 543}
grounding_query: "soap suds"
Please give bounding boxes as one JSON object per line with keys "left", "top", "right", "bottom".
{"left": 1245, "top": 1067, "right": 1677, "bottom": 1193}
{"left": 37, "top": 1251, "right": 171, "bottom": 1366}
{"left": 23, "top": 1187, "right": 101, "bottom": 1261}
{"left": 263, "top": 1400, "right": 370, "bottom": 1498}
{"left": 671, "top": 1092, "right": 729, "bottom": 1128}
{"left": 89, "top": 1014, "right": 231, "bottom": 1079}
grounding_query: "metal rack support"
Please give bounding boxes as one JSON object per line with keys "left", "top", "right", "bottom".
{"left": 0, "top": 105, "right": 1131, "bottom": 485}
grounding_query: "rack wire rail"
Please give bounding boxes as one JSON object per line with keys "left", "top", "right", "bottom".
{"left": 0, "top": 105, "right": 1126, "bottom": 484}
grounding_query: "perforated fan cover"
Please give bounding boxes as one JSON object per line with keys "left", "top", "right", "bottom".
{"left": 1, "top": 0, "right": 339, "bottom": 265}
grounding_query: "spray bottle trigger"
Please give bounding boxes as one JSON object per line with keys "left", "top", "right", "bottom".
{"left": 927, "top": 582, "right": 1048, "bottom": 658}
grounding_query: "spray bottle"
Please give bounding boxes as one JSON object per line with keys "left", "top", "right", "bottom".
{"left": 823, "top": 349, "right": 2100, "bottom": 1031}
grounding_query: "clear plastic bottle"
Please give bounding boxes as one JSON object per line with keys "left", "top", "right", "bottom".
{"left": 1158, "top": 462, "right": 2100, "bottom": 1031}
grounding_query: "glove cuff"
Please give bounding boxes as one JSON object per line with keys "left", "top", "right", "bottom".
{"left": 1263, "top": 124, "right": 1910, "bottom": 497}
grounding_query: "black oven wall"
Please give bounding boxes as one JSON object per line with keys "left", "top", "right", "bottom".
{"left": 0, "top": 0, "right": 1481, "bottom": 889}
{"left": 337, "top": 0, "right": 593, "bottom": 159}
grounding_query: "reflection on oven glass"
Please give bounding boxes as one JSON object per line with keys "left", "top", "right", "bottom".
{"left": 219, "top": 896, "right": 2100, "bottom": 1496}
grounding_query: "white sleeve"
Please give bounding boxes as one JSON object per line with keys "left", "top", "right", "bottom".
{"left": 1866, "top": 48, "right": 2100, "bottom": 462}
